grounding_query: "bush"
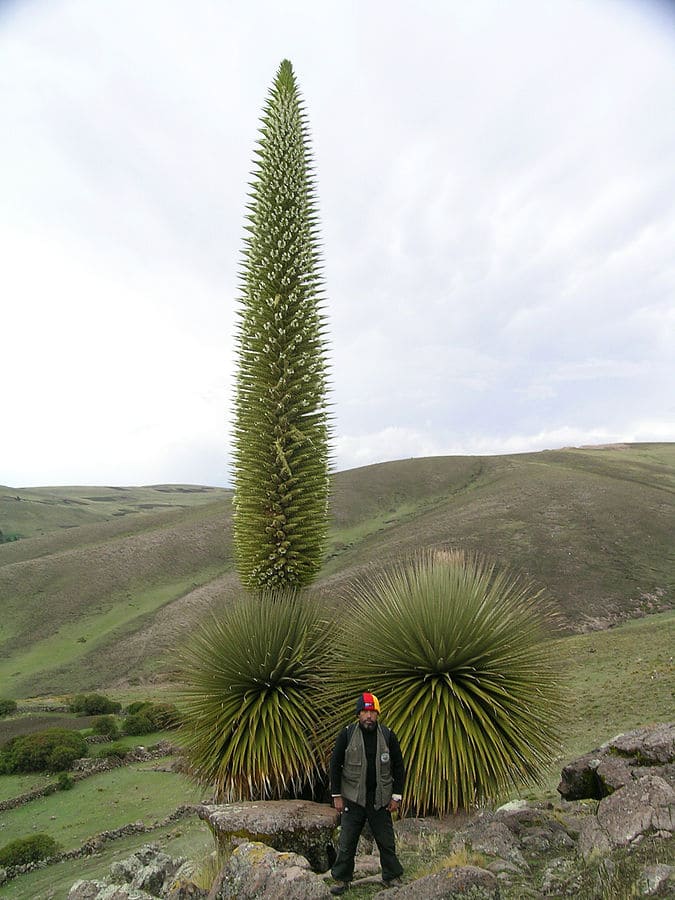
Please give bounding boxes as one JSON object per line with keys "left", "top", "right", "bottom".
{"left": 123, "top": 702, "right": 180, "bottom": 731}
{"left": 95, "top": 742, "right": 128, "bottom": 760}
{"left": 0, "top": 728, "right": 88, "bottom": 773}
{"left": 122, "top": 713, "right": 154, "bottom": 736}
{"left": 68, "top": 693, "right": 121, "bottom": 716}
{"left": 146, "top": 702, "right": 181, "bottom": 729}
{"left": 57, "top": 771, "right": 74, "bottom": 790}
{"left": 333, "top": 551, "right": 562, "bottom": 815}
{"left": 0, "top": 699, "right": 18, "bottom": 718}
{"left": 91, "top": 715, "right": 120, "bottom": 738}
{"left": 0, "top": 833, "right": 61, "bottom": 867}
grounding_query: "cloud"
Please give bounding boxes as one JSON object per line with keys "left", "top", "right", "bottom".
{"left": 1, "top": 0, "right": 674, "bottom": 486}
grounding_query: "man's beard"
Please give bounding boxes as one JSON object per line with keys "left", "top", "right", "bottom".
{"left": 361, "top": 720, "right": 377, "bottom": 731}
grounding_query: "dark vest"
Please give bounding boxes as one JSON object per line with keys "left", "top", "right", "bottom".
{"left": 340, "top": 723, "right": 393, "bottom": 808}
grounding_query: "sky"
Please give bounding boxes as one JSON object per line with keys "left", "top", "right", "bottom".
{"left": 2, "top": 0, "right": 674, "bottom": 487}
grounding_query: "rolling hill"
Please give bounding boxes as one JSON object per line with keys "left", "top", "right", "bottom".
{"left": 0, "top": 443, "right": 672, "bottom": 699}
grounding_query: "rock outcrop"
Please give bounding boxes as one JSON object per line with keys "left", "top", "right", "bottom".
{"left": 208, "top": 841, "right": 331, "bottom": 899}
{"left": 68, "top": 844, "right": 205, "bottom": 900}
{"left": 198, "top": 800, "right": 339, "bottom": 873}
{"left": 387, "top": 865, "right": 499, "bottom": 898}
{"left": 558, "top": 722, "right": 675, "bottom": 800}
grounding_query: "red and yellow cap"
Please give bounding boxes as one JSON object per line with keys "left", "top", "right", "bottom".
{"left": 355, "top": 692, "right": 380, "bottom": 714}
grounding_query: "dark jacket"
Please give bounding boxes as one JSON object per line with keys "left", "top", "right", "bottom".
{"left": 330, "top": 721, "right": 405, "bottom": 808}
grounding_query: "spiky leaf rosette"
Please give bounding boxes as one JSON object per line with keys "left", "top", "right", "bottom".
{"left": 176, "top": 590, "right": 335, "bottom": 801}
{"left": 333, "top": 551, "right": 562, "bottom": 814}
{"left": 233, "top": 59, "right": 331, "bottom": 590}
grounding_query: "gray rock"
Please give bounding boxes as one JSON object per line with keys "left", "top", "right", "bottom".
{"left": 558, "top": 723, "right": 675, "bottom": 802}
{"left": 387, "top": 865, "right": 499, "bottom": 899}
{"left": 606, "top": 723, "right": 675, "bottom": 765}
{"left": 638, "top": 863, "right": 675, "bottom": 896}
{"left": 453, "top": 819, "right": 527, "bottom": 870}
{"left": 199, "top": 800, "right": 339, "bottom": 873}
{"left": 68, "top": 882, "right": 106, "bottom": 900}
{"left": 576, "top": 817, "right": 612, "bottom": 860}
{"left": 208, "top": 841, "right": 331, "bottom": 899}
{"left": 557, "top": 753, "right": 603, "bottom": 800}
{"left": 69, "top": 846, "right": 191, "bottom": 900}
{"left": 131, "top": 862, "right": 173, "bottom": 896}
{"left": 596, "top": 774, "right": 675, "bottom": 846}
{"left": 595, "top": 756, "right": 633, "bottom": 795}
{"left": 68, "top": 882, "right": 156, "bottom": 900}
{"left": 165, "top": 879, "right": 208, "bottom": 900}
{"left": 540, "top": 857, "right": 583, "bottom": 896}
{"left": 520, "top": 824, "right": 574, "bottom": 854}
{"left": 110, "top": 858, "right": 142, "bottom": 883}
{"left": 0, "top": 868, "right": 6, "bottom": 886}
{"left": 485, "top": 858, "right": 521, "bottom": 879}
{"left": 494, "top": 802, "right": 559, "bottom": 835}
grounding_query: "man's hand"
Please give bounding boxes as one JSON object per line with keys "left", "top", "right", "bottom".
{"left": 333, "top": 796, "right": 345, "bottom": 813}
{"left": 386, "top": 798, "right": 401, "bottom": 813}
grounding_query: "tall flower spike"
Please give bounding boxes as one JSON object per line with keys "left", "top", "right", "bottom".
{"left": 232, "top": 59, "right": 332, "bottom": 590}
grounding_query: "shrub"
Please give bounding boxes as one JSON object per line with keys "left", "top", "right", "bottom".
{"left": 57, "top": 772, "right": 74, "bottom": 790}
{"left": 145, "top": 702, "right": 181, "bottom": 730}
{"left": 95, "top": 742, "right": 128, "bottom": 760}
{"left": 91, "top": 715, "right": 120, "bottom": 738}
{"left": 0, "top": 728, "right": 88, "bottom": 773}
{"left": 123, "top": 702, "right": 180, "bottom": 730}
{"left": 0, "top": 833, "right": 61, "bottom": 867}
{"left": 68, "top": 693, "right": 121, "bottom": 716}
{"left": 0, "top": 699, "right": 18, "bottom": 718}
{"left": 178, "top": 590, "right": 334, "bottom": 801}
{"left": 123, "top": 713, "right": 154, "bottom": 736}
{"left": 333, "top": 551, "right": 562, "bottom": 815}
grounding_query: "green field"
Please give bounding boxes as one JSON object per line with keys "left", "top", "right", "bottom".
{"left": 0, "top": 759, "right": 204, "bottom": 851}
{"left": 0, "top": 817, "right": 214, "bottom": 900}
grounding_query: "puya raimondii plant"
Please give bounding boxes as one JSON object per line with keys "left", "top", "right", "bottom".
{"left": 333, "top": 550, "right": 562, "bottom": 815}
{"left": 178, "top": 590, "right": 335, "bottom": 801}
{"left": 232, "top": 59, "right": 331, "bottom": 590}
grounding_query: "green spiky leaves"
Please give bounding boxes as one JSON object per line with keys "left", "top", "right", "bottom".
{"left": 332, "top": 551, "right": 562, "bottom": 814}
{"left": 233, "top": 59, "right": 331, "bottom": 590}
{"left": 177, "top": 590, "right": 335, "bottom": 801}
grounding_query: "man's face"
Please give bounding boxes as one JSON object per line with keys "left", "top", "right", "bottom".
{"left": 358, "top": 709, "right": 379, "bottom": 731}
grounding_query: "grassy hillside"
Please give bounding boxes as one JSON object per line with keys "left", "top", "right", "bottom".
{"left": 0, "top": 609, "right": 672, "bottom": 899}
{"left": 0, "top": 443, "right": 672, "bottom": 698}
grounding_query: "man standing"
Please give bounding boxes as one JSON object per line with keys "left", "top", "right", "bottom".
{"left": 329, "top": 692, "right": 405, "bottom": 894}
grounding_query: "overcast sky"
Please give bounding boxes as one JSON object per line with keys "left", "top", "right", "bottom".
{"left": 2, "top": 0, "right": 674, "bottom": 487}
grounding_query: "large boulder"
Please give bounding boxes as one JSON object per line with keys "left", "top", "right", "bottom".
{"left": 610, "top": 723, "right": 675, "bottom": 764}
{"left": 596, "top": 774, "right": 675, "bottom": 846}
{"left": 207, "top": 841, "right": 331, "bottom": 899}
{"left": 578, "top": 773, "right": 675, "bottom": 858}
{"left": 558, "top": 752, "right": 604, "bottom": 800}
{"left": 558, "top": 723, "right": 675, "bottom": 801}
{"left": 387, "top": 865, "right": 499, "bottom": 899}
{"left": 198, "top": 800, "right": 339, "bottom": 873}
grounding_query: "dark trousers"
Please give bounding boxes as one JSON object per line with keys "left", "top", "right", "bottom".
{"left": 331, "top": 798, "right": 403, "bottom": 883}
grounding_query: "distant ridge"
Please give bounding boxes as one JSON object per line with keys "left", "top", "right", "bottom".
{"left": 1, "top": 443, "right": 672, "bottom": 698}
